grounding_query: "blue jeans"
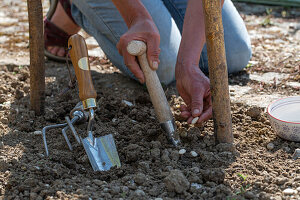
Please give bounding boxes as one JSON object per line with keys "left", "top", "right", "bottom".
{"left": 71, "top": 0, "right": 251, "bottom": 85}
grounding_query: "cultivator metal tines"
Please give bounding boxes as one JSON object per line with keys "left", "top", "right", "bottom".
{"left": 42, "top": 102, "right": 89, "bottom": 156}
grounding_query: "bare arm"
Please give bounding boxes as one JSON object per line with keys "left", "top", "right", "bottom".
{"left": 111, "top": 0, "right": 152, "bottom": 28}
{"left": 175, "top": 0, "right": 224, "bottom": 123}
{"left": 177, "top": 0, "right": 224, "bottom": 66}
{"left": 111, "top": 0, "right": 160, "bottom": 83}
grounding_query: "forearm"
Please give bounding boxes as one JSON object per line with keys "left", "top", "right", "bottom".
{"left": 177, "top": 0, "right": 224, "bottom": 66}
{"left": 111, "top": 0, "right": 153, "bottom": 28}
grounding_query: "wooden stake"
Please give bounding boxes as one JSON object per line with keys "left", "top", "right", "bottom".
{"left": 27, "top": 0, "right": 45, "bottom": 115}
{"left": 202, "top": 0, "right": 233, "bottom": 143}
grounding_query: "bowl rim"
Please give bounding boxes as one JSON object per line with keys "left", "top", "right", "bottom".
{"left": 267, "top": 96, "right": 300, "bottom": 125}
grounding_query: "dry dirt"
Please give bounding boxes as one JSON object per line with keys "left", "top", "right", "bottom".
{"left": 0, "top": 0, "right": 300, "bottom": 200}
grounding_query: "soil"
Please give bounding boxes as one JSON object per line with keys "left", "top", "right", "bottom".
{"left": 0, "top": 1, "right": 300, "bottom": 200}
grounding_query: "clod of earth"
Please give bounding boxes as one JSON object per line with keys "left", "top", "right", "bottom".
{"left": 164, "top": 169, "right": 190, "bottom": 194}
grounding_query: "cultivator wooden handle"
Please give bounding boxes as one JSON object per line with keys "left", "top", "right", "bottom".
{"left": 68, "top": 34, "right": 97, "bottom": 109}
{"left": 127, "top": 40, "right": 179, "bottom": 146}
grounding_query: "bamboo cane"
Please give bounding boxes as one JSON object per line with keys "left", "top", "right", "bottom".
{"left": 202, "top": 0, "right": 233, "bottom": 143}
{"left": 27, "top": 0, "right": 45, "bottom": 115}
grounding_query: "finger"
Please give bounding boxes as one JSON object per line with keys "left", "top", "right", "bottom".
{"left": 180, "top": 111, "right": 191, "bottom": 119}
{"left": 187, "top": 116, "right": 194, "bottom": 124}
{"left": 180, "top": 105, "right": 189, "bottom": 112}
{"left": 116, "top": 40, "right": 124, "bottom": 56}
{"left": 198, "top": 107, "right": 213, "bottom": 123}
{"left": 191, "top": 92, "right": 204, "bottom": 118}
{"left": 179, "top": 90, "right": 191, "bottom": 110}
{"left": 124, "top": 51, "right": 145, "bottom": 83}
{"left": 147, "top": 36, "right": 160, "bottom": 70}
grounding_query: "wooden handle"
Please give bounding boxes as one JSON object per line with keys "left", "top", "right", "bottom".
{"left": 127, "top": 40, "right": 173, "bottom": 123}
{"left": 68, "top": 34, "right": 97, "bottom": 108}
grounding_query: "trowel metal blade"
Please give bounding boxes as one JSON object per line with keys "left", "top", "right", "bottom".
{"left": 82, "top": 133, "right": 121, "bottom": 171}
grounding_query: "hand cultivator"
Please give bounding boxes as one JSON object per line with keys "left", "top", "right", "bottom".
{"left": 42, "top": 34, "right": 121, "bottom": 171}
{"left": 42, "top": 102, "right": 88, "bottom": 157}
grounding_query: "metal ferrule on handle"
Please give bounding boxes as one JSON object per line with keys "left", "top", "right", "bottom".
{"left": 160, "top": 120, "right": 179, "bottom": 146}
{"left": 82, "top": 98, "right": 97, "bottom": 110}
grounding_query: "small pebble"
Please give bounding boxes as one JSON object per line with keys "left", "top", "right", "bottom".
{"left": 180, "top": 131, "right": 187, "bottom": 138}
{"left": 292, "top": 149, "right": 300, "bottom": 160}
{"left": 296, "top": 187, "right": 300, "bottom": 192}
{"left": 179, "top": 149, "right": 186, "bottom": 155}
{"left": 283, "top": 188, "right": 297, "bottom": 195}
{"left": 191, "top": 117, "right": 199, "bottom": 125}
{"left": 190, "top": 151, "right": 198, "bottom": 157}
{"left": 267, "top": 143, "right": 275, "bottom": 150}
{"left": 34, "top": 131, "right": 42, "bottom": 135}
{"left": 283, "top": 146, "right": 290, "bottom": 153}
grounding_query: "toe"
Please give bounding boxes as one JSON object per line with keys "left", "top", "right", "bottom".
{"left": 50, "top": 46, "right": 60, "bottom": 55}
{"left": 57, "top": 47, "right": 66, "bottom": 57}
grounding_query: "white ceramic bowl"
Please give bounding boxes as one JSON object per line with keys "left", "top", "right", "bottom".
{"left": 267, "top": 96, "right": 300, "bottom": 142}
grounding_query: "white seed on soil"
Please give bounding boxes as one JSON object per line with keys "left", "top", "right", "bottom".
{"left": 34, "top": 131, "right": 42, "bottom": 135}
{"left": 122, "top": 100, "right": 133, "bottom": 107}
{"left": 267, "top": 143, "right": 275, "bottom": 150}
{"left": 190, "top": 151, "right": 198, "bottom": 157}
{"left": 179, "top": 149, "right": 186, "bottom": 155}
{"left": 283, "top": 188, "right": 297, "bottom": 195}
{"left": 191, "top": 117, "right": 199, "bottom": 125}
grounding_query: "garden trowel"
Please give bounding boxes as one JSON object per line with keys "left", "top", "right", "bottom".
{"left": 68, "top": 34, "right": 121, "bottom": 171}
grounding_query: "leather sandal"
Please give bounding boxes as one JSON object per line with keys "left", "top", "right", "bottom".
{"left": 44, "top": 0, "right": 75, "bottom": 62}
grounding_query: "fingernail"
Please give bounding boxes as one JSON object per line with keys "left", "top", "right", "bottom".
{"left": 152, "top": 61, "right": 158, "bottom": 70}
{"left": 193, "top": 109, "right": 200, "bottom": 115}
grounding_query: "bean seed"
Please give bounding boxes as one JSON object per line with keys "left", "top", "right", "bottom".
{"left": 179, "top": 149, "right": 186, "bottom": 155}
{"left": 191, "top": 117, "right": 199, "bottom": 125}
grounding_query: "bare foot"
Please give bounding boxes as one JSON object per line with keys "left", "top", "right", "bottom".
{"left": 47, "top": 1, "right": 80, "bottom": 57}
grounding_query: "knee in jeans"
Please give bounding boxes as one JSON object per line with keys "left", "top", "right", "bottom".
{"left": 156, "top": 55, "right": 176, "bottom": 85}
{"left": 227, "top": 39, "right": 252, "bottom": 74}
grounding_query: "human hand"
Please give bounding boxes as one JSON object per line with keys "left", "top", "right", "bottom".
{"left": 175, "top": 62, "right": 212, "bottom": 124}
{"left": 117, "top": 18, "right": 160, "bottom": 83}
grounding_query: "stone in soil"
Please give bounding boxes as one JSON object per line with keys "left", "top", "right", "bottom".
{"left": 164, "top": 169, "right": 190, "bottom": 194}
{"left": 292, "top": 148, "right": 300, "bottom": 160}
{"left": 134, "top": 173, "right": 147, "bottom": 185}
{"left": 267, "top": 142, "right": 275, "bottom": 150}
{"left": 283, "top": 188, "right": 297, "bottom": 195}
